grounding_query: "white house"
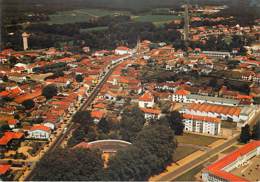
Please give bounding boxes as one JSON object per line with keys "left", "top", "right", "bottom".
{"left": 138, "top": 91, "right": 155, "bottom": 108}
{"left": 28, "top": 125, "right": 51, "bottom": 140}
{"left": 115, "top": 46, "right": 131, "bottom": 55}
{"left": 141, "top": 108, "right": 162, "bottom": 120}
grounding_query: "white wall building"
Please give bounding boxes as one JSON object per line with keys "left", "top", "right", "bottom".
{"left": 115, "top": 46, "right": 131, "bottom": 55}
{"left": 141, "top": 108, "right": 162, "bottom": 120}
{"left": 180, "top": 103, "right": 241, "bottom": 122}
{"left": 138, "top": 91, "right": 155, "bottom": 108}
{"left": 28, "top": 125, "right": 51, "bottom": 140}
{"left": 183, "top": 114, "right": 221, "bottom": 136}
{"left": 202, "top": 141, "right": 260, "bottom": 182}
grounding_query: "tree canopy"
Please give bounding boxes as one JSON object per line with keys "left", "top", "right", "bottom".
{"left": 119, "top": 106, "right": 145, "bottom": 142}
{"left": 105, "top": 124, "right": 177, "bottom": 181}
{"left": 252, "top": 121, "right": 260, "bottom": 140}
{"left": 159, "top": 111, "right": 184, "bottom": 135}
{"left": 75, "top": 74, "right": 84, "bottom": 83}
{"left": 42, "top": 84, "right": 58, "bottom": 99}
{"left": 32, "top": 148, "right": 104, "bottom": 181}
{"left": 22, "top": 99, "right": 35, "bottom": 110}
{"left": 240, "top": 124, "right": 251, "bottom": 143}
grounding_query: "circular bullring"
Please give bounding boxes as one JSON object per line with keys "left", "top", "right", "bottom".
{"left": 74, "top": 139, "right": 132, "bottom": 153}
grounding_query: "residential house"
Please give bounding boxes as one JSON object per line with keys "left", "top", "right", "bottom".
{"left": 0, "top": 164, "right": 11, "bottom": 181}
{"left": 141, "top": 108, "right": 162, "bottom": 120}
{"left": 115, "top": 46, "right": 131, "bottom": 55}
{"left": 0, "top": 132, "right": 24, "bottom": 153}
{"left": 28, "top": 125, "right": 51, "bottom": 140}
{"left": 138, "top": 91, "right": 155, "bottom": 108}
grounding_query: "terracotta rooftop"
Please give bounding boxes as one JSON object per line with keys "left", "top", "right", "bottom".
{"left": 0, "top": 132, "right": 24, "bottom": 146}
{"left": 206, "top": 140, "right": 260, "bottom": 182}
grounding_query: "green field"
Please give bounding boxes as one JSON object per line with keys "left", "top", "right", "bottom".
{"left": 46, "top": 8, "right": 180, "bottom": 25}
{"left": 132, "top": 14, "right": 180, "bottom": 25}
{"left": 46, "top": 9, "right": 130, "bottom": 24}
{"left": 173, "top": 146, "right": 198, "bottom": 162}
{"left": 80, "top": 26, "right": 108, "bottom": 33}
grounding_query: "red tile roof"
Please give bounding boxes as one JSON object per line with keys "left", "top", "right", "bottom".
{"left": 0, "top": 164, "right": 11, "bottom": 175}
{"left": 141, "top": 108, "right": 161, "bottom": 115}
{"left": 7, "top": 119, "right": 17, "bottom": 125}
{"left": 206, "top": 140, "right": 260, "bottom": 182}
{"left": 14, "top": 89, "right": 42, "bottom": 104}
{"left": 0, "top": 132, "right": 24, "bottom": 146}
{"left": 175, "top": 89, "right": 190, "bottom": 96}
{"left": 139, "top": 91, "right": 154, "bottom": 102}
{"left": 30, "top": 125, "right": 51, "bottom": 132}
{"left": 183, "top": 114, "right": 221, "bottom": 123}
{"left": 187, "top": 103, "right": 241, "bottom": 116}
{"left": 0, "top": 91, "right": 9, "bottom": 97}
{"left": 116, "top": 46, "right": 130, "bottom": 51}
{"left": 91, "top": 110, "right": 105, "bottom": 119}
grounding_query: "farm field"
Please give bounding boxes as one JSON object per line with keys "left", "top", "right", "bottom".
{"left": 132, "top": 14, "right": 180, "bottom": 25}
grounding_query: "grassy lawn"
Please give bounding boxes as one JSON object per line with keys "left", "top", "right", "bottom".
{"left": 132, "top": 14, "right": 180, "bottom": 26}
{"left": 132, "top": 14, "right": 178, "bottom": 22}
{"left": 173, "top": 146, "right": 198, "bottom": 162}
{"left": 80, "top": 26, "right": 108, "bottom": 33}
{"left": 177, "top": 133, "right": 219, "bottom": 146}
{"left": 221, "top": 120, "right": 237, "bottom": 129}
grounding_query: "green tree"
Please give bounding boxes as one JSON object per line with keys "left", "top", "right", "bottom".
{"left": 240, "top": 124, "right": 251, "bottom": 143}
{"left": 42, "top": 84, "right": 58, "bottom": 99}
{"left": 119, "top": 106, "right": 145, "bottom": 142}
{"left": 75, "top": 74, "right": 84, "bottom": 83}
{"left": 162, "top": 111, "right": 184, "bottom": 135}
{"left": 2, "top": 75, "right": 8, "bottom": 82}
{"left": 106, "top": 124, "right": 177, "bottom": 181}
{"left": 72, "top": 111, "right": 91, "bottom": 125}
{"left": 98, "top": 118, "right": 110, "bottom": 134}
{"left": 32, "top": 148, "right": 103, "bottom": 181}
{"left": 252, "top": 121, "right": 260, "bottom": 140}
{"left": 22, "top": 99, "right": 35, "bottom": 110}
{"left": 67, "top": 128, "right": 86, "bottom": 147}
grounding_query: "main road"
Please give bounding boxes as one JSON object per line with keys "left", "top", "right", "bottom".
{"left": 25, "top": 54, "right": 132, "bottom": 180}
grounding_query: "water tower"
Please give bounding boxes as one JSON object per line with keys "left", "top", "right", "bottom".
{"left": 22, "top": 32, "right": 30, "bottom": 50}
